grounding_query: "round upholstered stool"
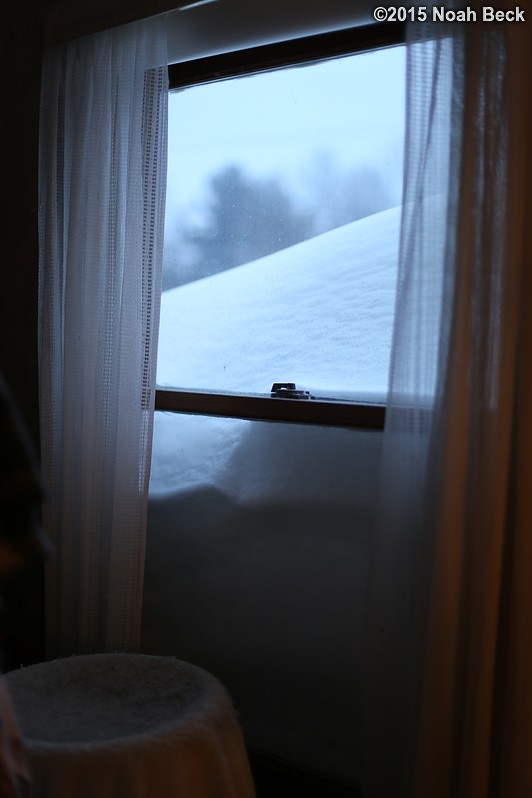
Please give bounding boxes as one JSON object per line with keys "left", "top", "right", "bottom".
{"left": 5, "top": 653, "right": 256, "bottom": 798}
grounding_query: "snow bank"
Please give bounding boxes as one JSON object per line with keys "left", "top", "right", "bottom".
{"left": 146, "top": 205, "right": 404, "bottom": 780}
{"left": 156, "top": 204, "right": 401, "bottom": 395}
{"left": 151, "top": 205, "right": 400, "bottom": 496}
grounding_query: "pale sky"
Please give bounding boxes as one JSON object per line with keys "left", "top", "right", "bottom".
{"left": 165, "top": 43, "right": 406, "bottom": 230}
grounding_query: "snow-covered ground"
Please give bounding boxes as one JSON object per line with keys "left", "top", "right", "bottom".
{"left": 156, "top": 203, "right": 401, "bottom": 395}
{"left": 150, "top": 204, "right": 400, "bottom": 496}
{"left": 144, "top": 204, "right": 402, "bottom": 780}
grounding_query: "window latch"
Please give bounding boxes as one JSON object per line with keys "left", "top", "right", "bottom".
{"left": 271, "top": 382, "right": 312, "bottom": 400}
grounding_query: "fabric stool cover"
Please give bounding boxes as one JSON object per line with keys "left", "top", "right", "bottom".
{"left": 5, "top": 653, "right": 256, "bottom": 798}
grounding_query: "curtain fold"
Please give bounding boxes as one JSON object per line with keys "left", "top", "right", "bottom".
{"left": 38, "top": 17, "right": 168, "bottom": 656}
{"left": 362, "top": 3, "right": 532, "bottom": 796}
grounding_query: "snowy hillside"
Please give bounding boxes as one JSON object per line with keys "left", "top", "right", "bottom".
{"left": 151, "top": 205, "right": 400, "bottom": 496}
{"left": 146, "top": 206, "right": 402, "bottom": 777}
{"left": 156, "top": 204, "right": 401, "bottom": 396}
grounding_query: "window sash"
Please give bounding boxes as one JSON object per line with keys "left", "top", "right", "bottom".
{"left": 158, "top": 22, "right": 404, "bottom": 431}
{"left": 168, "top": 21, "right": 405, "bottom": 89}
{"left": 155, "top": 389, "right": 386, "bottom": 429}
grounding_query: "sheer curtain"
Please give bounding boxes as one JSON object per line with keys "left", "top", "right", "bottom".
{"left": 38, "top": 17, "right": 168, "bottom": 657}
{"left": 363, "top": 3, "right": 532, "bottom": 797}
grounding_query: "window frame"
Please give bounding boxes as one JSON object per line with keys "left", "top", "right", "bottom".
{"left": 156, "top": 20, "right": 406, "bottom": 430}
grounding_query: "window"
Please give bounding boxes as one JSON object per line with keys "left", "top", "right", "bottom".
{"left": 154, "top": 23, "right": 405, "bottom": 435}
{"left": 146, "top": 23, "right": 406, "bottom": 773}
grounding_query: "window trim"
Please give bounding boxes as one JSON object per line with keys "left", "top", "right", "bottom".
{"left": 168, "top": 21, "right": 405, "bottom": 89}
{"left": 158, "top": 21, "right": 406, "bottom": 432}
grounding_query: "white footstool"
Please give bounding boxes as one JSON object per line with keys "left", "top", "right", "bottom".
{"left": 5, "top": 653, "right": 256, "bottom": 798}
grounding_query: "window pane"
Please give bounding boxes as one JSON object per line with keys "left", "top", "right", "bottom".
{"left": 146, "top": 411, "right": 381, "bottom": 778}
{"left": 159, "top": 45, "right": 405, "bottom": 399}
{"left": 149, "top": 410, "right": 381, "bottom": 503}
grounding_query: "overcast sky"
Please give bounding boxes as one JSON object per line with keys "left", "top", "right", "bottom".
{"left": 165, "top": 43, "right": 406, "bottom": 230}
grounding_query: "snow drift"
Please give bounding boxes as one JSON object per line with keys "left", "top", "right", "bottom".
{"left": 151, "top": 204, "right": 400, "bottom": 496}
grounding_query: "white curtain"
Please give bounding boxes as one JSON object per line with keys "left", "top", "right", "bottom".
{"left": 38, "top": 17, "right": 168, "bottom": 657}
{"left": 363, "top": 3, "right": 532, "bottom": 796}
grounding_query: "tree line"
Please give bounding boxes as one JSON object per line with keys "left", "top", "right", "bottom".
{"left": 162, "top": 160, "right": 395, "bottom": 291}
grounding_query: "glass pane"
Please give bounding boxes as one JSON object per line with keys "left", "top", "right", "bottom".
{"left": 149, "top": 410, "right": 381, "bottom": 503}
{"left": 159, "top": 45, "right": 405, "bottom": 399}
{"left": 146, "top": 411, "right": 381, "bottom": 777}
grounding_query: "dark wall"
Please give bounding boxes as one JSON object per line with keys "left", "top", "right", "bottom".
{"left": 1, "top": 2, "right": 42, "bottom": 442}
{"left": 0, "top": 1, "right": 45, "bottom": 666}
